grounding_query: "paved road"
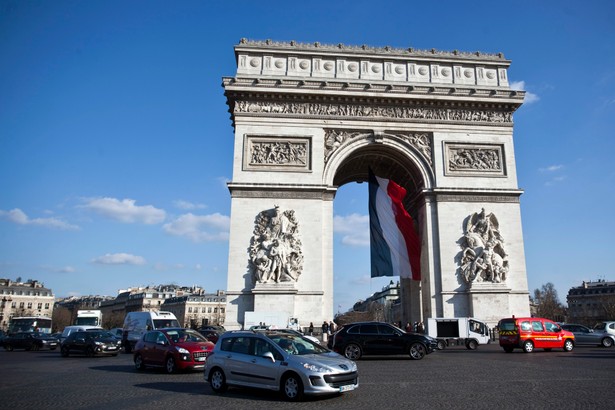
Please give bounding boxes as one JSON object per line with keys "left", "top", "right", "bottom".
{"left": 0, "top": 343, "right": 613, "bottom": 409}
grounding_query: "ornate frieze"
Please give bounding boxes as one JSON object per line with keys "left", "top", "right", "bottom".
{"left": 445, "top": 143, "right": 505, "bottom": 176}
{"left": 458, "top": 208, "right": 509, "bottom": 285}
{"left": 244, "top": 135, "right": 311, "bottom": 172}
{"left": 234, "top": 100, "right": 512, "bottom": 125}
{"left": 249, "top": 206, "right": 304, "bottom": 285}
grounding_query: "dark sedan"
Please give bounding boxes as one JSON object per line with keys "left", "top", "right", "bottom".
{"left": 2, "top": 332, "right": 59, "bottom": 351}
{"left": 561, "top": 324, "right": 615, "bottom": 347}
{"left": 60, "top": 330, "right": 122, "bottom": 357}
{"left": 328, "top": 321, "right": 439, "bottom": 360}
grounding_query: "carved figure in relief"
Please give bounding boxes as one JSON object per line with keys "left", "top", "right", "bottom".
{"left": 459, "top": 208, "right": 508, "bottom": 284}
{"left": 249, "top": 206, "right": 303, "bottom": 284}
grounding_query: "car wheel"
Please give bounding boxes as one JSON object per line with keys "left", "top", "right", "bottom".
{"left": 85, "top": 346, "right": 95, "bottom": 357}
{"left": 134, "top": 354, "right": 145, "bottom": 371}
{"left": 281, "top": 373, "right": 304, "bottom": 401}
{"left": 343, "top": 343, "right": 362, "bottom": 360}
{"left": 436, "top": 340, "right": 446, "bottom": 350}
{"left": 165, "top": 356, "right": 176, "bottom": 374}
{"left": 466, "top": 340, "right": 478, "bottom": 350}
{"left": 5, "top": 344, "right": 13, "bottom": 352}
{"left": 563, "top": 339, "right": 574, "bottom": 352}
{"left": 522, "top": 340, "right": 534, "bottom": 353}
{"left": 209, "top": 368, "right": 228, "bottom": 393}
{"left": 61, "top": 346, "right": 69, "bottom": 357}
{"left": 409, "top": 342, "right": 427, "bottom": 360}
{"left": 601, "top": 337, "right": 614, "bottom": 348}
{"left": 503, "top": 346, "right": 514, "bottom": 353}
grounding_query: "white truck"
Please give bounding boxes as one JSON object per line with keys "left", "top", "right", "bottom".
{"left": 426, "top": 317, "right": 491, "bottom": 350}
{"left": 74, "top": 310, "right": 103, "bottom": 327}
{"left": 243, "top": 311, "right": 290, "bottom": 330}
{"left": 122, "top": 311, "right": 180, "bottom": 353}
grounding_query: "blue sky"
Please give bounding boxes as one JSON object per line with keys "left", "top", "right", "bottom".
{"left": 1, "top": 1, "right": 614, "bottom": 313}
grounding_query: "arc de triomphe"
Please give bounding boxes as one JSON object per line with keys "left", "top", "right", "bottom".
{"left": 221, "top": 39, "right": 530, "bottom": 329}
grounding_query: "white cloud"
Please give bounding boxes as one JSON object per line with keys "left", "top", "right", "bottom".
{"left": 334, "top": 213, "right": 370, "bottom": 247}
{"left": 173, "top": 200, "right": 207, "bottom": 210}
{"left": 510, "top": 80, "right": 539, "bottom": 104}
{"left": 0, "top": 208, "right": 80, "bottom": 230}
{"left": 91, "top": 253, "right": 146, "bottom": 265}
{"left": 163, "top": 212, "right": 230, "bottom": 242}
{"left": 81, "top": 197, "right": 165, "bottom": 224}
{"left": 539, "top": 165, "right": 564, "bottom": 172}
{"left": 57, "top": 266, "right": 76, "bottom": 273}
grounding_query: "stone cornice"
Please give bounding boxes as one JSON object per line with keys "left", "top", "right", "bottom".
{"left": 236, "top": 38, "right": 509, "bottom": 63}
{"left": 227, "top": 182, "right": 337, "bottom": 200}
{"left": 424, "top": 187, "right": 523, "bottom": 203}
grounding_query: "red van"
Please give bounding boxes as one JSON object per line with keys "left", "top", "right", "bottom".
{"left": 498, "top": 317, "right": 574, "bottom": 353}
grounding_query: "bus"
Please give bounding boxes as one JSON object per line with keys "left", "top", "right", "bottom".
{"left": 8, "top": 316, "right": 53, "bottom": 334}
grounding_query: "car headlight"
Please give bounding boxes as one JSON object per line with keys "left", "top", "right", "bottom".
{"left": 94, "top": 341, "right": 103, "bottom": 346}
{"left": 303, "top": 362, "right": 329, "bottom": 373}
{"left": 176, "top": 347, "right": 189, "bottom": 354}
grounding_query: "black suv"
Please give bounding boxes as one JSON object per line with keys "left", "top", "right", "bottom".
{"left": 328, "top": 321, "right": 438, "bottom": 360}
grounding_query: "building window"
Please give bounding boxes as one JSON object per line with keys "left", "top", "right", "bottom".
{"left": 214, "top": 308, "right": 218, "bottom": 313}
{"left": 188, "top": 307, "right": 192, "bottom": 313}
{"left": 37, "top": 303, "right": 42, "bottom": 309}
{"left": 19, "top": 302, "right": 24, "bottom": 308}
{"left": 208, "top": 307, "right": 212, "bottom": 313}
{"left": 202, "top": 308, "right": 206, "bottom": 313}
{"left": 11, "top": 302, "right": 16, "bottom": 308}
{"left": 45, "top": 303, "right": 49, "bottom": 309}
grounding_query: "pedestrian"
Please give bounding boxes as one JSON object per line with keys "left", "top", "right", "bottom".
{"left": 418, "top": 321, "right": 425, "bottom": 334}
{"left": 308, "top": 322, "right": 314, "bottom": 336}
{"left": 322, "top": 321, "right": 329, "bottom": 342}
{"left": 329, "top": 321, "right": 336, "bottom": 335}
{"left": 405, "top": 322, "right": 412, "bottom": 332}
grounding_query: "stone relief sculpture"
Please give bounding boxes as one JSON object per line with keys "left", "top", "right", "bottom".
{"left": 324, "top": 129, "right": 433, "bottom": 166}
{"left": 249, "top": 206, "right": 304, "bottom": 284}
{"left": 235, "top": 100, "right": 512, "bottom": 124}
{"left": 448, "top": 145, "right": 502, "bottom": 173}
{"left": 459, "top": 208, "right": 509, "bottom": 284}
{"left": 249, "top": 140, "right": 307, "bottom": 166}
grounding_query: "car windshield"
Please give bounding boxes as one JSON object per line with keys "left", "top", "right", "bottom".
{"left": 268, "top": 333, "right": 328, "bottom": 355}
{"left": 89, "top": 331, "right": 113, "bottom": 339}
{"left": 165, "top": 329, "right": 207, "bottom": 343}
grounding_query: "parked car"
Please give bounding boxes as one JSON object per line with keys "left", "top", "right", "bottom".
{"left": 561, "top": 324, "right": 614, "bottom": 347}
{"left": 60, "top": 330, "right": 121, "bottom": 357}
{"left": 498, "top": 317, "right": 575, "bottom": 353}
{"left": 197, "top": 328, "right": 221, "bottom": 344}
{"left": 593, "top": 321, "right": 615, "bottom": 337}
{"left": 328, "top": 321, "right": 438, "bottom": 360}
{"left": 134, "top": 328, "right": 215, "bottom": 373}
{"left": 204, "top": 330, "right": 358, "bottom": 401}
{"left": 2, "top": 332, "right": 59, "bottom": 351}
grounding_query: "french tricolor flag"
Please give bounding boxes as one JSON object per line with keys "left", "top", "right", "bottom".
{"left": 368, "top": 169, "right": 421, "bottom": 280}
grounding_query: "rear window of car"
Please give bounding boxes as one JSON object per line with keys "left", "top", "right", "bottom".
{"left": 499, "top": 320, "right": 516, "bottom": 331}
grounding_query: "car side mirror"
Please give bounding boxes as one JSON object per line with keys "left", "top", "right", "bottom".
{"left": 262, "top": 351, "right": 275, "bottom": 362}
{"left": 157, "top": 340, "right": 167, "bottom": 346}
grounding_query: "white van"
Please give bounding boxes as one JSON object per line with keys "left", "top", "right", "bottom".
{"left": 60, "top": 325, "right": 103, "bottom": 342}
{"left": 122, "top": 311, "right": 179, "bottom": 353}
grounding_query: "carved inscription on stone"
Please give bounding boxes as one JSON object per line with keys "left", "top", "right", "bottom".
{"left": 458, "top": 208, "right": 509, "bottom": 285}
{"left": 244, "top": 135, "right": 310, "bottom": 171}
{"left": 445, "top": 143, "right": 505, "bottom": 176}
{"left": 324, "top": 129, "right": 433, "bottom": 166}
{"left": 249, "top": 206, "right": 304, "bottom": 285}
{"left": 235, "top": 100, "right": 512, "bottom": 124}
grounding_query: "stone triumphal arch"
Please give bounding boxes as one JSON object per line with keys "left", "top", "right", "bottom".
{"left": 222, "top": 39, "right": 530, "bottom": 329}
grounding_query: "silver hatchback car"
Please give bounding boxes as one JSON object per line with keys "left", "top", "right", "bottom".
{"left": 204, "top": 330, "right": 358, "bottom": 401}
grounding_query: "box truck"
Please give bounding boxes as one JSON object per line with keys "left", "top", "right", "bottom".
{"left": 426, "top": 317, "right": 490, "bottom": 350}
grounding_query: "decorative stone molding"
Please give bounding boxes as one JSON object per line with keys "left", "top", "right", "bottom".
{"left": 234, "top": 100, "right": 513, "bottom": 125}
{"left": 244, "top": 135, "right": 311, "bottom": 172}
{"left": 445, "top": 143, "right": 505, "bottom": 176}
{"left": 248, "top": 206, "right": 304, "bottom": 285}
{"left": 458, "top": 208, "right": 509, "bottom": 285}
{"left": 436, "top": 195, "right": 520, "bottom": 203}
{"left": 324, "top": 129, "right": 433, "bottom": 166}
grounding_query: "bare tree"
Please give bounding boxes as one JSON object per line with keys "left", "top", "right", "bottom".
{"left": 533, "top": 282, "right": 565, "bottom": 322}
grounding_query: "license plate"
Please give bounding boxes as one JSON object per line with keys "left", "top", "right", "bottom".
{"left": 339, "top": 384, "right": 355, "bottom": 392}
{"left": 107, "top": 346, "right": 117, "bottom": 350}
{"left": 195, "top": 357, "right": 206, "bottom": 362}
